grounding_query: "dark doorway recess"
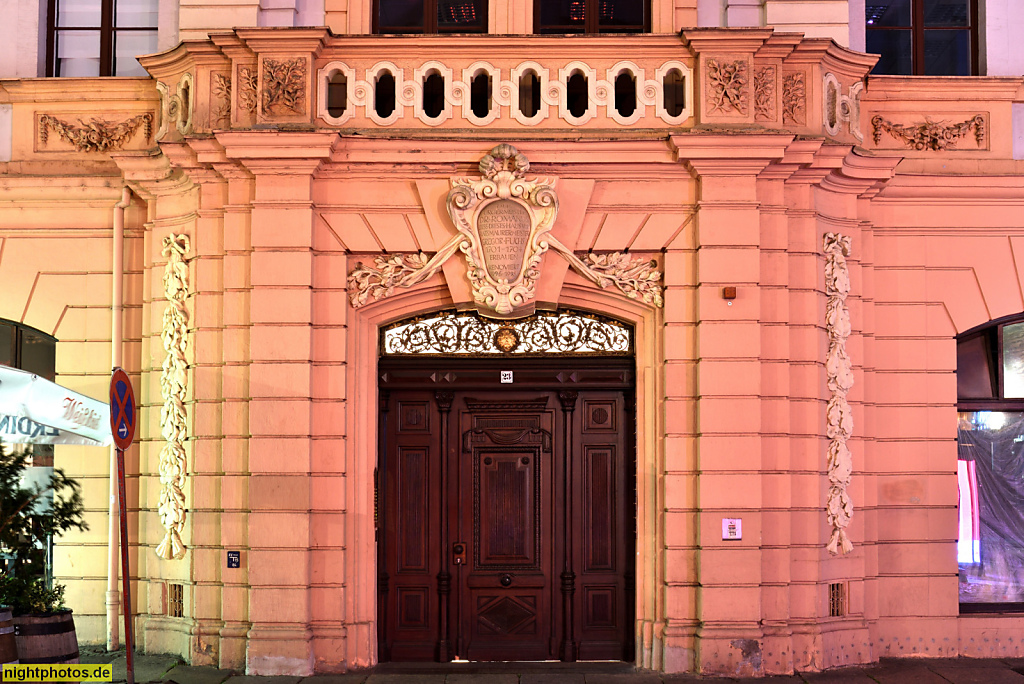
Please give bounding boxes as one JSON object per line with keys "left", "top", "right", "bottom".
{"left": 377, "top": 357, "right": 636, "bottom": 663}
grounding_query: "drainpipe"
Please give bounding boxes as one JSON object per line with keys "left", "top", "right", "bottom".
{"left": 107, "top": 186, "right": 130, "bottom": 652}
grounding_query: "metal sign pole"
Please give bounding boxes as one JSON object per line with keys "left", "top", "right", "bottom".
{"left": 116, "top": 446, "right": 135, "bottom": 684}
{"left": 110, "top": 367, "right": 137, "bottom": 684}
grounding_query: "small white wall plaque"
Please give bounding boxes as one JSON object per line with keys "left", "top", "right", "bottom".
{"left": 500, "top": 371, "right": 513, "bottom": 384}
{"left": 722, "top": 518, "right": 742, "bottom": 540}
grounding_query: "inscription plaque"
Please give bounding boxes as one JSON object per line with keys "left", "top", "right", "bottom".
{"left": 477, "top": 200, "right": 531, "bottom": 282}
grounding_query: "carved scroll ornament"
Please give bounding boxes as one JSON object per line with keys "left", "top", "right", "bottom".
{"left": 871, "top": 114, "right": 985, "bottom": 151}
{"left": 347, "top": 145, "right": 664, "bottom": 315}
{"left": 824, "top": 232, "right": 854, "bottom": 556}
{"left": 38, "top": 113, "right": 152, "bottom": 153}
{"left": 156, "top": 234, "right": 191, "bottom": 561}
{"left": 705, "top": 59, "right": 748, "bottom": 115}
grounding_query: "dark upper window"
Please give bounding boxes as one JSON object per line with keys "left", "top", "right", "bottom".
{"left": 866, "top": 0, "right": 978, "bottom": 75}
{"left": 535, "top": 0, "right": 649, "bottom": 33}
{"left": 46, "top": 0, "right": 158, "bottom": 77}
{"left": 957, "top": 316, "right": 1024, "bottom": 611}
{"left": 0, "top": 320, "right": 56, "bottom": 382}
{"left": 375, "top": 0, "right": 487, "bottom": 33}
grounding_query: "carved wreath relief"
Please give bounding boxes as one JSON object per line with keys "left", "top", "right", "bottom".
{"left": 753, "top": 66, "right": 775, "bottom": 122}
{"left": 262, "top": 57, "right": 306, "bottom": 115}
{"left": 782, "top": 72, "right": 805, "bottom": 125}
{"left": 824, "top": 233, "right": 854, "bottom": 556}
{"left": 871, "top": 114, "right": 986, "bottom": 151}
{"left": 705, "top": 59, "right": 748, "bottom": 115}
{"left": 38, "top": 113, "right": 152, "bottom": 153}
{"left": 156, "top": 234, "right": 191, "bottom": 561}
{"left": 211, "top": 72, "right": 232, "bottom": 127}
{"left": 347, "top": 145, "right": 664, "bottom": 315}
{"left": 238, "top": 66, "right": 259, "bottom": 114}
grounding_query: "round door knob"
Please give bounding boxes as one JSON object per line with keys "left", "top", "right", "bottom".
{"left": 453, "top": 544, "right": 465, "bottom": 554}
{"left": 500, "top": 574, "right": 513, "bottom": 587}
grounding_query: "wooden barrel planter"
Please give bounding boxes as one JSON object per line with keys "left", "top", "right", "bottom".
{"left": 13, "top": 610, "right": 79, "bottom": 664}
{"left": 0, "top": 606, "right": 17, "bottom": 665}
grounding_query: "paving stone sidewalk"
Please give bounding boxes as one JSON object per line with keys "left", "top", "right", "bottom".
{"left": 78, "top": 647, "right": 1024, "bottom": 684}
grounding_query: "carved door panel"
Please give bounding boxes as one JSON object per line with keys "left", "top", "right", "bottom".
{"left": 379, "top": 383, "right": 634, "bottom": 663}
{"left": 454, "top": 395, "right": 555, "bottom": 661}
{"left": 378, "top": 390, "right": 444, "bottom": 662}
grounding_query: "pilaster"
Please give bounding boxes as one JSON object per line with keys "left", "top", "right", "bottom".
{"left": 670, "top": 134, "right": 790, "bottom": 677}
{"left": 215, "top": 130, "right": 337, "bottom": 676}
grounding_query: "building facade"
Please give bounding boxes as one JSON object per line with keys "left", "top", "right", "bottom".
{"left": 2, "top": 0, "right": 1024, "bottom": 678}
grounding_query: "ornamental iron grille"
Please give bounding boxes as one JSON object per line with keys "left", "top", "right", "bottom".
{"left": 381, "top": 310, "right": 632, "bottom": 357}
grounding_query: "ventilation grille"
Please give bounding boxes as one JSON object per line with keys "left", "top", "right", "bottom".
{"left": 829, "top": 582, "right": 848, "bottom": 617}
{"left": 168, "top": 583, "right": 184, "bottom": 618}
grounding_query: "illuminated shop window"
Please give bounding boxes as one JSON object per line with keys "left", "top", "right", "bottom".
{"left": 536, "top": 0, "right": 649, "bottom": 33}
{"left": 0, "top": 320, "right": 57, "bottom": 581}
{"left": 866, "top": 0, "right": 977, "bottom": 75}
{"left": 375, "top": 0, "right": 487, "bottom": 33}
{"left": 46, "top": 0, "right": 159, "bottom": 76}
{"left": 957, "top": 316, "right": 1024, "bottom": 609}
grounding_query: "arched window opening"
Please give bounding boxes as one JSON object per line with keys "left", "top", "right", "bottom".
{"left": 375, "top": 71, "right": 396, "bottom": 118}
{"left": 471, "top": 71, "right": 491, "bottom": 119}
{"left": 519, "top": 70, "right": 541, "bottom": 118}
{"left": 422, "top": 71, "right": 445, "bottom": 119}
{"left": 957, "top": 315, "right": 1024, "bottom": 611}
{"left": 566, "top": 70, "right": 588, "bottom": 118}
{"left": 327, "top": 71, "right": 348, "bottom": 117}
{"left": 663, "top": 69, "right": 685, "bottom": 118}
{"left": 614, "top": 71, "right": 636, "bottom": 117}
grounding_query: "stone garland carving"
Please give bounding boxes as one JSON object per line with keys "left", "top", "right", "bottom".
{"left": 782, "top": 73, "right": 805, "bottom": 125}
{"left": 238, "top": 66, "right": 259, "bottom": 114}
{"left": 348, "top": 252, "right": 433, "bottom": 308}
{"left": 156, "top": 234, "right": 191, "bottom": 561}
{"left": 262, "top": 58, "right": 306, "bottom": 115}
{"left": 38, "top": 113, "right": 152, "bottom": 153}
{"left": 558, "top": 251, "right": 664, "bottom": 308}
{"left": 211, "top": 73, "right": 232, "bottom": 127}
{"left": 347, "top": 145, "right": 664, "bottom": 313}
{"left": 753, "top": 66, "right": 775, "bottom": 122}
{"left": 871, "top": 114, "right": 986, "bottom": 151}
{"left": 705, "top": 59, "right": 748, "bottom": 115}
{"left": 824, "top": 232, "right": 854, "bottom": 556}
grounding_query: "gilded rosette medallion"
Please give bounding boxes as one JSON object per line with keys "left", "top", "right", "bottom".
{"left": 446, "top": 144, "right": 558, "bottom": 317}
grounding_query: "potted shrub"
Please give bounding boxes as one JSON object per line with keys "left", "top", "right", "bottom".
{"left": 0, "top": 440, "right": 87, "bottom": 664}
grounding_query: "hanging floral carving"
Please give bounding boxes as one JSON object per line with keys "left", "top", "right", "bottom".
{"left": 782, "top": 72, "right": 805, "bottom": 125}
{"left": 824, "top": 232, "right": 854, "bottom": 556}
{"left": 871, "top": 114, "right": 986, "bottom": 151}
{"left": 38, "top": 113, "right": 152, "bottom": 153}
{"left": 262, "top": 58, "right": 306, "bottom": 115}
{"left": 156, "top": 234, "right": 191, "bottom": 561}
{"left": 753, "top": 66, "right": 775, "bottom": 122}
{"left": 705, "top": 59, "right": 748, "bottom": 115}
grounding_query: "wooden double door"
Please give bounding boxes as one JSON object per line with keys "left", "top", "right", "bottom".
{"left": 378, "top": 360, "right": 635, "bottom": 662}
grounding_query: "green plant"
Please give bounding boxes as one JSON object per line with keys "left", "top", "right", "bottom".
{"left": 0, "top": 440, "right": 87, "bottom": 612}
{"left": 0, "top": 573, "right": 66, "bottom": 615}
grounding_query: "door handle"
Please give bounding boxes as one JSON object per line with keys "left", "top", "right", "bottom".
{"left": 453, "top": 542, "right": 466, "bottom": 565}
{"left": 500, "top": 574, "right": 513, "bottom": 587}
